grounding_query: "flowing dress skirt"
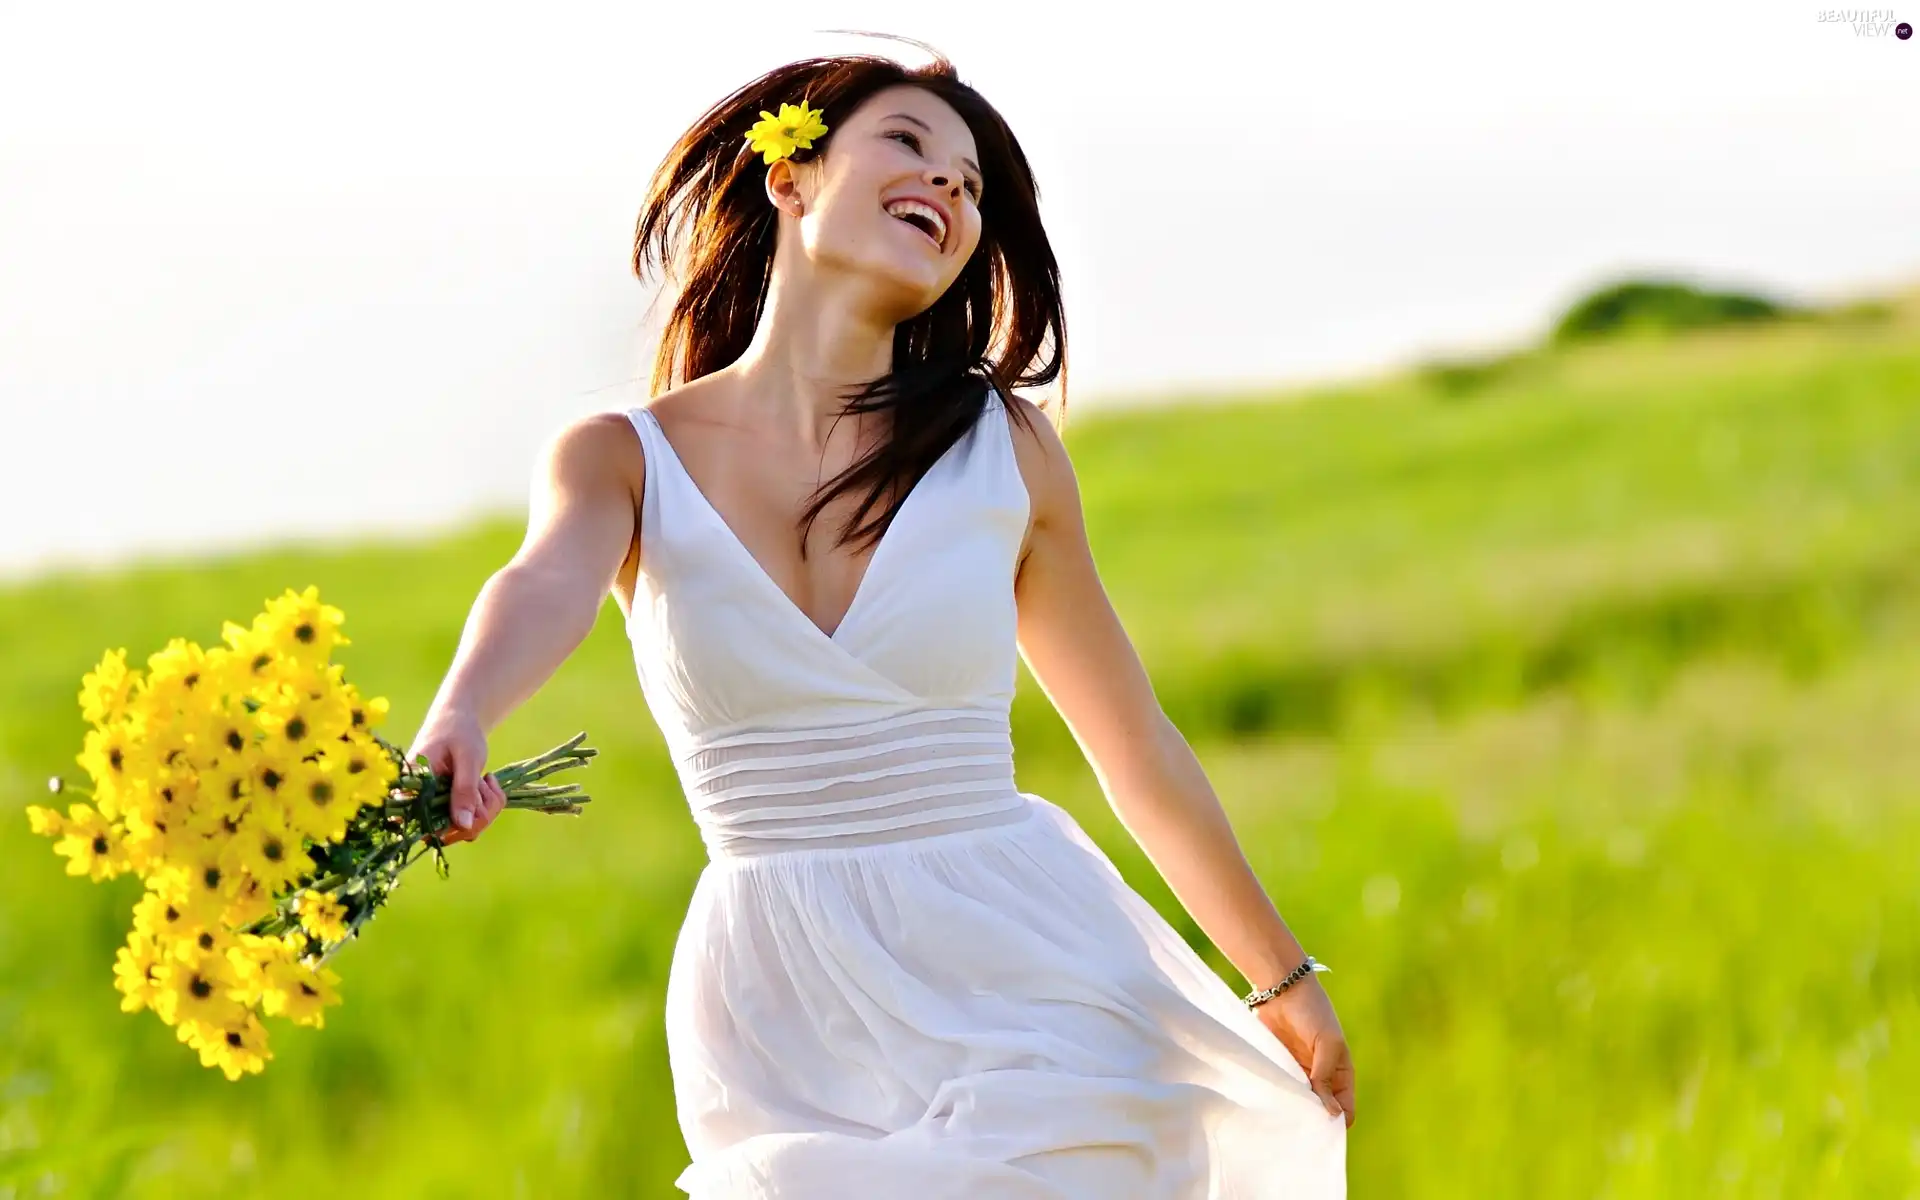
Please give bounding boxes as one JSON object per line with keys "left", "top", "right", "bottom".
{"left": 666, "top": 795, "right": 1347, "bottom": 1198}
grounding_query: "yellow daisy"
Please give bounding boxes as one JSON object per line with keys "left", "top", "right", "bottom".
{"left": 221, "top": 871, "right": 277, "bottom": 929}
{"left": 328, "top": 738, "right": 400, "bottom": 805}
{"left": 199, "top": 643, "right": 250, "bottom": 694}
{"left": 222, "top": 807, "right": 309, "bottom": 895}
{"left": 189, "top": 759, "right": 253, "bottom": 836}
{"left": 338, "top": 676, "right": 391, "bottom": 736}
{"left": 154, "top": 952, "right": 245, "bottom": 1030}
{"left": 79, "top": 647, "right": 140, "bottom": 727}
{"left": 133, "top": 890, "right": 201, "bottom": 945}
{"left": 113, "top": 930, "right": 169, "bottom": 1014}
{"left": 284, "top": 755, "right": 361, "bottom": 844}
{"left": 197, "top": 1010, "right": 273, "bottom": 1081}
{"left": 200, "top": 707, "right": 262, "bottom": 771}
{"left": 76, "top": 724, "right": 147, "bottom": 817}
{"left": 297, "top": 889, "right": 351, "bottom": 944}
{"left": 119, "top": 774, "right": 191, "bottom": 876}
{"left": 220, "top": 618, "right": 283, "bottom": 687}
{"left": 258, "top": 681, "right": 353, "bottom": 756}
{"left": 226, "top": 932, "right": 297, "bottom": 1007}
{"left": 163, "top": 837, "right": 241, "bottom": 925}
{"left": 142, "top": 636, "right": 215, "bottom": 711}
{"left": 261, "top": 585, "right": 349, "bottom": 664}
{"left": 244, "top": 745, "right": 301, "bottom": 812}
{"left": 25, "top": 805, "right": 65, "bottom": 838}
{"left": 744, "top": 102, "right": 828, "bottom": 165}
{"left": 51, "top": 804, "right": 129, "bottom": 881}
{"left": 261, "top": 957, "right": 342, "bottom": 1029}
{"left": 167, "top": 920, "right": 239, "bottom": 967}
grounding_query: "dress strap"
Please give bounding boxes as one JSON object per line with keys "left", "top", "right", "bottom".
{"left": 981, "top": 387, "right": 1032, "bottom": 536}
{"left": 623, "top": 405, "right": 672, "bottom": 563}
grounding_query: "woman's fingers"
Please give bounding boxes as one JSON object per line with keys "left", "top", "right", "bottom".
{"left": 428, "top": 773, "right": 505, "bottom": 845}
{"left": 1310, "top": 1040, "right": 1356, "bottom": 1127}
{"left": 447, "top": 745, "right": 484, "bottom": 831}
{"left": 475, "top": 774, "right": 507, "bottom": 833}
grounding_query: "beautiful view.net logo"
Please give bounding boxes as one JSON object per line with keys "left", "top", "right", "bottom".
{"left": 1816, "top": 8, "right": 1913, "bottom": 36}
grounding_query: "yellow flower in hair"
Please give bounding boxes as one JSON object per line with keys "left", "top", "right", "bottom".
{"left": 745, "top": 102, "right": 828, "bottom": 165}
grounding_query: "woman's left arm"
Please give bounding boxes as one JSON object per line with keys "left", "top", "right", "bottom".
{"left": 1007, "top": 397, "right": 1355, "bottom": 1126}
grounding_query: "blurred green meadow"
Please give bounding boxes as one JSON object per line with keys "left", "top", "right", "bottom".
{"left": 4, "top": 285, "right": 1918, "bottom": 1197}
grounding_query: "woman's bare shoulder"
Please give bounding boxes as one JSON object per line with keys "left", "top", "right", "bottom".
{"left": 547, "top": 409, "right": 647, "bottom": 499}
{"left": 1001, "top": 392, "right": 1077, "bottom": 510}
{"left": 554, "top": 377, "right": 727, "bottom": 526}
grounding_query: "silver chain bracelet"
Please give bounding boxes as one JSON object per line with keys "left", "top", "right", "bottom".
{"left": 1242, "top": 956, "right": 1330, "bottom": 1009}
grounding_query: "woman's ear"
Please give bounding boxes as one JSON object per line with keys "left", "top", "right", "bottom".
{"left": 764, "top": 158, "right": 807, "bottom": 217}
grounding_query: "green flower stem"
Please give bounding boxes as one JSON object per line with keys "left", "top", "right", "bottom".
{"left": 237, "top": 733, "right": 596, "bottom": 952}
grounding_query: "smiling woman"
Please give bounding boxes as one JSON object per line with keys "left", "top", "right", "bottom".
{"left": 631, "top": 49, "right": 1062, "bottom": 568}
{"left": 406, "top": 39, "right": 1350, "bottom": 1199}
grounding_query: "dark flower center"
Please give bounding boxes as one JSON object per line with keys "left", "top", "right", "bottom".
{"left": 198, "top": 931, "right": 215, "bottom": 951}
{"left": 311, "top": 781, "right": 334, "bottom": 807}
{"left": 226, "top": 729, "right": 245, "bottom": 752}
{"left": 294, "top": 622, "right": 315, "bottom": 644}
{"left": 285, "top": 716, "right": 308, "bottom": 741}
{"left": 264, "top": 838, "right": 284, "bottom": 862}
{"left": 190, "top": 977, "right": 212, "bottom": 999}
{"left": 92, "top": 835, "right": 110, "bottom": 854}
{"left": 202, "top": 866, "right": 222, "bottom": 890}
{"left": 226, "top": 1030, "right": 244, "bottom": 1047}
{"left": 109, "top": 747, "right": 124, "bottom": 772}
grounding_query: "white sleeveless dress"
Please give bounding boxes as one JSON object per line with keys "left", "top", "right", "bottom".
{"left": 621, "top": 390, "right": 1346, "bottom": 1198}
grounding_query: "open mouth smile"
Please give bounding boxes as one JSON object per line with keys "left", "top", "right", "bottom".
{"left": 883, "top": 199, "right": 948, "bottom": 252}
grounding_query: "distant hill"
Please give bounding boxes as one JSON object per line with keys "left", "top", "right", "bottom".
{"left": 1410, "top": 274, "right": 1914, "bottom": 399}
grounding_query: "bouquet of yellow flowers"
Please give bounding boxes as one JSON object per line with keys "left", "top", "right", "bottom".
{"left": 24, "top": 585, "right": 594, "bottom": 1080}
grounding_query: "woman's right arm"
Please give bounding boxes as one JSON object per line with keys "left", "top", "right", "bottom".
{"left": 407, "top": 412, "right": 642, "bottom": 842}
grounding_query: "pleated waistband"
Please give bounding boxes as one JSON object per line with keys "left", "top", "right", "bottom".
{"left": 679, "top": 709, "right": 1033, "bottom": 858}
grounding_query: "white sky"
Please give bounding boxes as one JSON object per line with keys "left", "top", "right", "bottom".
{"left": 2, "top": 0, "right": 1914, "bottom": 579}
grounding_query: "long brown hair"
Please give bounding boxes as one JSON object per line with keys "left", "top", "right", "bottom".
{"left": 631, "top": 47, "right": 1067, "bottom": 558}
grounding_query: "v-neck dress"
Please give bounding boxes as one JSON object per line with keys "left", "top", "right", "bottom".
{"left": 621, "top": 389, "right": 1346, "bottom": 1198}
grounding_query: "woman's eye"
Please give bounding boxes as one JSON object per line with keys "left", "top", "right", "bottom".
{"left": 889, "top": 129, "right": 979, "bottom": 200}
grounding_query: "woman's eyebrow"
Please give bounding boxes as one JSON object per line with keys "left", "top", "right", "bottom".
{"left": 883, "top": 113, "right": 982, "bottom": 181}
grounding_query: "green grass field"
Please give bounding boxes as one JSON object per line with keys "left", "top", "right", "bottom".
{"left": 4, "top": 297, "right": 1917, "bottom": 1197}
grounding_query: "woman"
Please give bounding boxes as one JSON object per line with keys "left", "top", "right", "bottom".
{"left": 409, "top": 48, "right": 1353, "bottom": 1198}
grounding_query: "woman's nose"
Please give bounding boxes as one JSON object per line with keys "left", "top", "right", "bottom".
{"left": 927, "top": 172, "right": 961, "bottom": 198}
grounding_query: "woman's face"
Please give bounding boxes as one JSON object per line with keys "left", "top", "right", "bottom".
{"left": 775, "top": 85, "right": 985, "bottom": 318}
